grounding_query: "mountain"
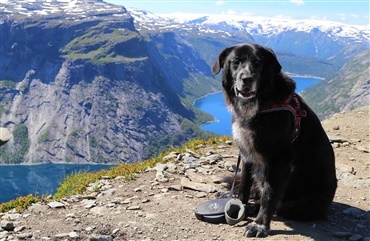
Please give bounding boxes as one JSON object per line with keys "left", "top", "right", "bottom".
{"left": 0, "top": 0, "right": 219, "bottom": 164}
{"left": 301, "top": 49, "right": 370, "bottom": 119}
{"left": 129, "top": 9, "right": 369, "bottom": 78}
{"left": 0, "top": 1, "right": 368, "bottom": 164}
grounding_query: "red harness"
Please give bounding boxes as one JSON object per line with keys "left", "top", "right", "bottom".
{"left": 259, "top": 93, "right": 307, "bottom": 142}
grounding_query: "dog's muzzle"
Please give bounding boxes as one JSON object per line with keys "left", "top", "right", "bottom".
{"left": 236, "top": 87, "right": 256, "bottom": 99}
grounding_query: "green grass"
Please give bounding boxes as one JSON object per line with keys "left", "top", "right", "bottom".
{"left": 0, "top": 195, "right": 40, "bottom": 213}
{"left": 0, "top": 136, "right": 232, "bottom": 213}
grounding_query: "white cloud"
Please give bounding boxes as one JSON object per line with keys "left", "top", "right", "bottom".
{"left": 215, "top": 1, "right": 225, "bottom": 6}
{"left": 227, "top": 9, "right": 236, "bottom": 15}
{"left": 290, "top": 0, "right": 304, "bottom": 5}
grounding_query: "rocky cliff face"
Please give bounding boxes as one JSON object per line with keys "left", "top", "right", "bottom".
{"left": 301, "top": 49, "right": 370, "bottom": 120}
{"left": 0, "top": 0, "right": 219, "bottom": 164}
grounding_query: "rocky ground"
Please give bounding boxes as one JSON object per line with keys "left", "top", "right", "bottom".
{"left": 0, "top": 106, "right": 369, "bottom": 241}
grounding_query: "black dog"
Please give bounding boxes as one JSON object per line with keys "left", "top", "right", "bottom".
{"left": 212, "top": 43, "right": 337, "bottom": 237}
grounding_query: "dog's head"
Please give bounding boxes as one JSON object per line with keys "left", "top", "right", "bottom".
{"left": 212, "top": 43, "right": 282, "bottom": 101}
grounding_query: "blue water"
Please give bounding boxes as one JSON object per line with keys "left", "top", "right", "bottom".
{"left": 194, "top": 77, "right": 321, "bottom": 136}
{"left": 0, "top": 163, "right": 114, "bottom": 203}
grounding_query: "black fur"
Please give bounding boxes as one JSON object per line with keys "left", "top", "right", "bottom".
{"left": 212, "top": 43, "right": 337, "bottom": 237}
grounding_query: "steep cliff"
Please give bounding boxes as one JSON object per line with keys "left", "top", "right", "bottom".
{"left": 0, "top": 0, "right": 219, "bottom": 164}
{"left": 301, "top": 49, "right": 370, "bottom": 119}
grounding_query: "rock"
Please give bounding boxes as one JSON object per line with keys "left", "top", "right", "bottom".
{"left": 166, "top": 163, "right": 177, "bottom": 174}
{"left": 328, "top": 135, "right": 349, "bottom": 143}
{"left": 127, "top": 206, "right": 141, "bottom": 210}
{"left": 186, "top": 149, "right": 200, "bottom": 158}
{"left": 101, "top": 188, "right": 116, "bottom": 196}
{"left": 55, "top": 233, "right": 70, "bottom": 238}
{"left": 14, "top": 226, "right": 26, "bottom": 233}
{"left": 47, "top": 201, "right": 65, "bottom": 209}
{"left": 163, "top": 152, "right": 178, "bottom": 161}
{"left": 180, "top": 178, "right": 217, "bottom": 193}
{"left": 90, "top": 234, "right": 113, "bottom": 241}
{"left": 0, "top": 220, "right": 15, "bottom": 231}
{"left": 85, "top": 226, "right": 96, "bottom": 232}
{"left": 3, "top": 213, "right": 21, "bottom": 220}
{"left": 17, "top": 232, "right": 33, "bottom": 239}
{"left": 168, "top": 185, "right": 182, "bottom": 191}
{"left": 0, "top": 231, "right": 7, "bottom": 239}
{"left": 69, "top": 231, "right": 79, "bottom": 239}
{"left": 81, "top": 199, "right": 96, "bottom": 208}
{"left": 207, "top": 154, "right": 223, "bottom": 164}
{"left": 349, "top": 234, "right": 363, "bottom": 241}
{"left": 183, "top": 156, "right": 199, "bottom": 169}
{"left": 185, "top": 170, "right": 206, "bottom": 183}
{"left": 154, "top": 163, "right": 168, "bottom": 172}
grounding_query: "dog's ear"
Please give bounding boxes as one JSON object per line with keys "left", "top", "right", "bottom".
{"left": 212, "top": 47, "right": 234, "bottom": 75}
{"left": 265, "top": 47, "right": 281, "bottom": 74}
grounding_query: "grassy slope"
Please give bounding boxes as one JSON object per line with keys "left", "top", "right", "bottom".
{"left": 0, "top": 136, "right": 231, "bottom": 213}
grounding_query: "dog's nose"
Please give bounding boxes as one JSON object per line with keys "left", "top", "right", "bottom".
{"left": 241, "top": 76, "right": 253, "bottom": 84}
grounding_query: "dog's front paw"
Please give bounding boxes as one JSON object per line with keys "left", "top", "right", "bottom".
{"left": 244, "top": 222, "right": 268, "bottom": 238}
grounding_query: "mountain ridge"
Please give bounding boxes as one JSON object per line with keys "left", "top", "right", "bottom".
{"left": 0, "top": 0, "right": 368, "bottom": 164}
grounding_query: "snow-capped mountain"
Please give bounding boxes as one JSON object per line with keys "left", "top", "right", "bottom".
{"left": 129, "top": 8, "right": 369, "bottom": 60}
{"left": 0, "top": 0, "right": 128, "bottom": 19}
{"left": 129, "top": 8, "right": 369, "bottom": 42}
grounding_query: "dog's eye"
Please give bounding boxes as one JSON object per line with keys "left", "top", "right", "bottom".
{"left": 232, "top": 59, "right": 240, "bottom": 66}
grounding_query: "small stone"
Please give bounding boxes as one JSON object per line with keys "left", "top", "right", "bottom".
{"left": 127, "top": 206, "right": 141, "bottom": 210}
{"left": 186, "top": 149, "right": 201, "bottom": 158}
{"left": 14, "top": 226, "right": 26, "bottom": 232}
{"left": 195, "top": 193, "right": 207, "bottom": 198}
{"left": 333, "top": 125, "right": 340, "bottom": 130}
{"left": 342, "top": 142, "right": 350, "bottom": 147}
{"left": 112, "top": 228, "right": 120, "bottom": 235}
{"left": 101, "top": 188, "right": 116, "bottom": 196}
{"left": 81, "top": 199, "right": 96, "bottom": 209}
{"left": 163, "top": 152, "right": 178, "bottom": 161}
{"left": 168, "top": 185, "right": 182, "bottom": 191}
{"left": 1, "top": 220, "right": 15, "bottom": 231}
{"left": 47, "top": 201, "right": 65, "bottom": 209}
{"left": 134, "top": 187, "right": 142, "bottom": 192}
{"left": 55, "top": 233, "right": 70, "bottom": 238}
{"left": 349, "top": 234, "right": 363, "bottom": 241}
{"left": 207, "top": 154, "right": 223, "bottom": 164}
{"left": 85, "top": 226, "right": 96, "bottom": 232}
{"left": 69, "top": 232, "right": 79, "bottom": 239}
{"left": 90, "top": 234, "right": 113, "bottom": 241}
{"left": 16, "top": 232, "right": 33, "bottom": 240}
{"left": 181, "top": 178, "right": 217, "bottom": 193}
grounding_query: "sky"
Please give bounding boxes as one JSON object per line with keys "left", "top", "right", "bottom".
{"left": 104, "top": 0, "right": 369, "bottom": 26}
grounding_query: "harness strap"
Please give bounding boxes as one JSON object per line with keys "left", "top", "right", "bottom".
{"left": 259, "top": 93, "right": 307, "bottom": 142}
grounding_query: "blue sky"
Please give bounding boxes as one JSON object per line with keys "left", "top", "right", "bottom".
{"left": 105, "top": 0, "right": 369, "bottom": 26}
